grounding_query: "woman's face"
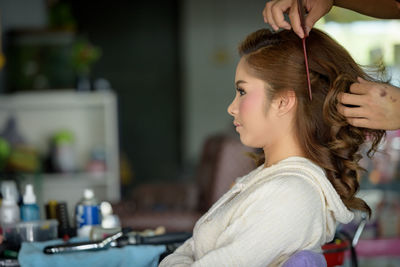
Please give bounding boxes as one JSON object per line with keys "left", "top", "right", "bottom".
{"left": 227, "top": 58, "right": 280, "bottom": 149}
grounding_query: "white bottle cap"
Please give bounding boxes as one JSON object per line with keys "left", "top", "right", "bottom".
{"left": 23, "top": 184, "right": 36, "bottom": 204}
{"left": 2, "top": 186, "right": 17, "bottom": 205}
{"left": 100, "top": 201, "right": 113, "bottom": 216}
{"left": 1, "top": 181, "right": 19, "bottom": 203}
{"left": 84, "top": 189, "right": 94, "bottom": 199}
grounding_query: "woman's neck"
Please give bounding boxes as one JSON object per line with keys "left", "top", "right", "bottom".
{"left": 263, "top": 131, "right": 305, "bottom": 168}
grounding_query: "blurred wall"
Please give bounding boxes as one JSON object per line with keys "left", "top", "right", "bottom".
{"left": 0, "top": 0, "right": 182, "bottom": 190}
{"left": 68, "top": 0, "right": 182, "bottom": 186}
{"left": 0, "top": 0, "right": 272, "bottom": 187}
{"left": 180, "top": 0, "right": 269, "bottom": 164}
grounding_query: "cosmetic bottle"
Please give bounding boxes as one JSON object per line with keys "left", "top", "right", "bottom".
{"left": 21, "top": 184, "right": 40, "bottom": 221}
{"left": 0, "top": 185, "right": 20, "bottom": 224}
{"left": 75, "top": 188, "right": 101, "bottom": 238}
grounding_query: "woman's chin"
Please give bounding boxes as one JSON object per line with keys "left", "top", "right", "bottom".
{"left": 239, "top": 135, "right": 252, "bottom": 147}
{"left": 239, "top": 135, "right": 264, "bottom": 149}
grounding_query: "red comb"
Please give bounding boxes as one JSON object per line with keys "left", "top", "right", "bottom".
{"left": 297, "top": 0, "right": 312, "bottom": 101}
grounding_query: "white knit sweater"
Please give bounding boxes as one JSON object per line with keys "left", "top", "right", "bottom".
{"left": 159, "top": 157, "right": 354, "bottom": 267}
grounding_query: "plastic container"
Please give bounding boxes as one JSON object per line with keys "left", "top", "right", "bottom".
{"left": 322, "top": 239, "right": 350, "bottom": 267}
{"left": 1, "top": 219, "right": 58, "bottom": 246}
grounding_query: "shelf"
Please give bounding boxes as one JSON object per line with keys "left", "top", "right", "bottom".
{"left": 0, "top": 90, "right": 116, "bottom": 111}
{"left": 21, "top": 171, "right": 109, "bottom": 185}
{"left": 0, "top": 91, "right": 120, "bottom": 221}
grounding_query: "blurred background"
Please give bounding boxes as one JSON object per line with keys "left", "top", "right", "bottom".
{"left": 0, "top": 0, "right": 399, "bottom": 266}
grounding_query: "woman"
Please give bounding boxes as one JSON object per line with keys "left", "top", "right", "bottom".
{"left": 159, "top": 28, "right": 385, "bottom": 266}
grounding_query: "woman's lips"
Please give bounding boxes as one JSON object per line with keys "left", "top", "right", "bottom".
{"left": 234, "top": 122, "right": 242, "bottom": 131}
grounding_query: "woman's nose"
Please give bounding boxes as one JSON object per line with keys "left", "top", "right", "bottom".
{"left": 227, "top": 97, "right": 237, "bottom": 116}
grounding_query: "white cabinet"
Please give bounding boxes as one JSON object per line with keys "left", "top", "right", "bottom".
{"left": 0, "top": 90, "right": 120, "bottom": 218}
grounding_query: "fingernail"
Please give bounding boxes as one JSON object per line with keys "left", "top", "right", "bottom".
{"left": 305, "top": 26, "right": 311, "bottom": 36}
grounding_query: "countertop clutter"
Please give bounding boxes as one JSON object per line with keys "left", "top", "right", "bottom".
{"left": 0, "top": 179, "right": 183, "bottom": 267}
{"left": 0, "top": 181, "right": 128, "bottom": 266}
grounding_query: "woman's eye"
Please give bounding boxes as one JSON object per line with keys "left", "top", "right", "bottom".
{"left": 236, "top": 87, "right": 246, "bottom": 96}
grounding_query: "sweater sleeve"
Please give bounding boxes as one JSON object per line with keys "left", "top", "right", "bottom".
{"left": 162, "top": 176, "right": 325, "bottom": 267}
{"left": 159, "top": 237, "right": 195, "bottom": 266}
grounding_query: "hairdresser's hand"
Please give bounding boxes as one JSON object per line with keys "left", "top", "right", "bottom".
{"left": 338, "top": 77, "right": 400, "bottom": 130}
{"left": 263, "top": 0, "right": 333, "bottom": 38}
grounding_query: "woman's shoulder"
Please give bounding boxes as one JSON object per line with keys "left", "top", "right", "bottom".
{"left": 239, "top": 171, "right": 324, "bottom": 218}
{"left": 236, "top": 156, "right": 332, "bottom": 202}
{"left": 260, "top": 170, "right": 322, "bottom": 197}
{"left": 250, "top": 157, "right": 325, "bottom": 185}
{"left": 251, "top": 156, "right": 353, "bottom": 224}
{"left": 249, "top": 157, "right": 328, "bottom": 200}
{"left": 274, "top": 156, "right": 326, "bottom": 176}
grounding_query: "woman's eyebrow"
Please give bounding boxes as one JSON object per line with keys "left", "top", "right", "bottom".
{"left": 235, "top": 80, "right": 247, "bottom": 86}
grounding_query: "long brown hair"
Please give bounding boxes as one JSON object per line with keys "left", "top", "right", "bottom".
{"left": 239, "top": 28, "right": 385, "bottom": 216}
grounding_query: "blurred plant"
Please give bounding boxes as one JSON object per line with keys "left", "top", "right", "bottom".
{"left": 0, "top": 137, "right": 11, "bottom": 171}
{"left": 0, "top": 116, "right": 40, "bottom": 173}
{"left": 71, "top": 39, "right": 102, "bottom": 76}
{"left": 50, "top": 129, "right": 77, "bottom": 173}
{"left": 8, "top": 145, "right": 40, "bottom": 173}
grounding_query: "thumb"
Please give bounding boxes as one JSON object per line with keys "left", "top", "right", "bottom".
{"left": 304, "top": 12, "right": 320, "bottom": 35}
{"left": 304, "top": 4, "right": 332, "bottom": 35}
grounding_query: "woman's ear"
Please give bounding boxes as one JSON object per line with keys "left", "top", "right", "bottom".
{"left": 272, "top": 90, "right": 297, "bottom": 116}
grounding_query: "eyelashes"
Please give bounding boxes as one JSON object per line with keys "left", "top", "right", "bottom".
{"left": 236, "top": 87, "right": 246, "bottom": 96}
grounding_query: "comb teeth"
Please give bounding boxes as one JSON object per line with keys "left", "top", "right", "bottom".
{"left": 302, "top": 38, "right": 312, "bottom": 101}
{"left": 297, "top": 0, "right": 312, "bottom": 100}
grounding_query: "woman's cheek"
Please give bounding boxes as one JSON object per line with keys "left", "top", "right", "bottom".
{"left": 240, "top": 93, "right": 261, "bottom": 115}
